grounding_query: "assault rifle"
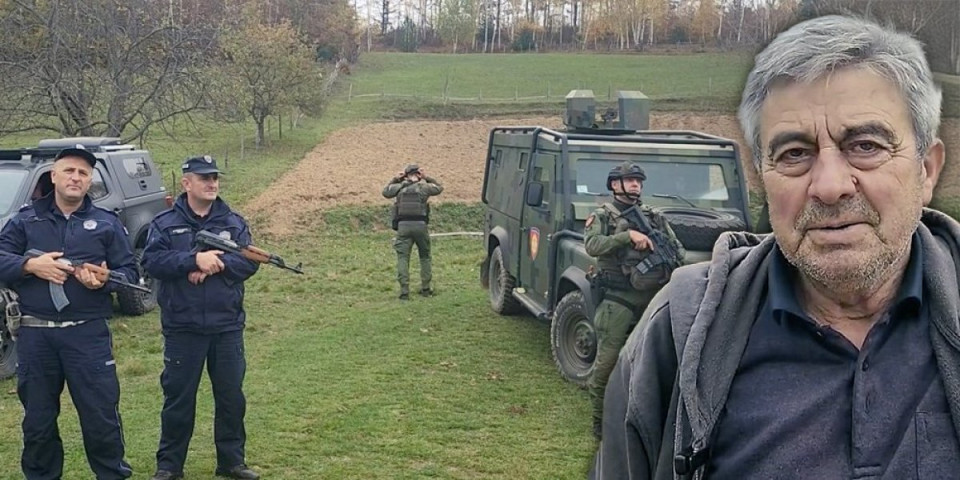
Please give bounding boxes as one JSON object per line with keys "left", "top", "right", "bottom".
{"left": 194, "top": 230, "right": 304, "bottom": 274}
{"left": 25, "top": 249, "right": 152, "bottom": 311}
{"left": 619, "top": 206, "right": 683, "bottom": 276}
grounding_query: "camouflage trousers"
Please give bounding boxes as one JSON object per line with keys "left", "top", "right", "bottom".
{"left": 587, "top": 289, "right": 655, "bottom": 425}
{"left": 393, "top": 222, "right": 432, "bottom": 294}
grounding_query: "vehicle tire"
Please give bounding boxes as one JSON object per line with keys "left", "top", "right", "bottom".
{"left": 0, "top": 329, "right": 15, "bottom": 380}
{"left": 655, "top": 207, "right": 746, "bottom": 251}
{"left": 551, "top": 290, "right": 594, "bottom": 387}
{"left": 488, "top": 246, "right": 521, "bottom": 315}
{"left": 117, "top": 248, "right": 158, "bottom": 316}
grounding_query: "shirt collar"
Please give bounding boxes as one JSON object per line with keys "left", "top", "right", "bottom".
{"left": 768, "top": 232, "right": 923, "bottom": 325}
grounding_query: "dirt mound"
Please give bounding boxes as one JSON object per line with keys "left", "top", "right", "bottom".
{"left": 245, "top": 115, "right": 959, "bottom": 236}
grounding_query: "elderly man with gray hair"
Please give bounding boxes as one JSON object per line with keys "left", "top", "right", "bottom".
{"left": 592, "top": 15, "right": 958, "bottom": 480}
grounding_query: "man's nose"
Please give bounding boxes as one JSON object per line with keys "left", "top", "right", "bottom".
{"left": 808, "top": 146, "right": 858, "bottom": 205}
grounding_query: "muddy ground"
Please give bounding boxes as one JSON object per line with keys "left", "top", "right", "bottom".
{"left": 245, "top": 115, "right": 959, "bottom": 236}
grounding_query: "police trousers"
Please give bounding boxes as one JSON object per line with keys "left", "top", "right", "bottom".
{"left": 156, "top": 330, "right": 247, "bottom": 473}
{"left": 16, "top": 319, "right": 132, "bottom": 480}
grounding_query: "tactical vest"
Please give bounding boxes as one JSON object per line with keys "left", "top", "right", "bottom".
{"left": 395, "top": 185, "right": 429, "bottom": 222}
{"left": 601, "top": 203, "right": 673, "bottom": 291}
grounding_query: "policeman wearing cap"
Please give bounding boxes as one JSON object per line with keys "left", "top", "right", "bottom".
{"left": 0, "top": 146, "right": 138, "bottom": 479}
{"left": 583, "top": 161, "right": 684, "bottom": 439}
{"left": 142, "top": 156, "right": 261, "bottom": 480}
{"left": 382, "top": 163, "right": 443, "bottom": 299}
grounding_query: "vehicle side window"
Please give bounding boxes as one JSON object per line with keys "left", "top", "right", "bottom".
{"left": 533, "top": 165, "right": 550, "bottom": 207}
{"left": 122, "top": 156, "right": 152, "bottom": 179}
{"left": 89, "top": 168, "right": 109, "bottom": 200}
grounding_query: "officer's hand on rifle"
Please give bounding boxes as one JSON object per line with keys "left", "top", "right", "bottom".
{"left": 24, "top": 251, "right": 73, "bottom": 284}
{"left": 75, "top": 262, "right": 106, "bottom": 289}
{"left": 628, "top": 230, "right": 655, "bottom": 251}
{"left": 188, "top": 271, "right": 208, "bottom": 285}
{"left": 196, "top": 250, "right": 225, "bottom": 275}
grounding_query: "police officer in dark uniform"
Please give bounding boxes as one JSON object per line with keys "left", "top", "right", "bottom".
{"left": 143, "top": 156, "right": 260, "bottom": 480}
{"left": 583, "top": 162, "right": 684, "bottom": 439}
{"left": 0, "top": 147, "right": 137, "bottom": 480}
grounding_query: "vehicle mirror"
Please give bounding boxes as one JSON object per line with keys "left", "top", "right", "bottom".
{"left": 526, "top": 182, "right": 544, "bottom": 207}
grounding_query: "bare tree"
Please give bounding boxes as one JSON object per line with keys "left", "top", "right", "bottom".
{"left": 0, "top": 0, "right": 214, "bottom": 141}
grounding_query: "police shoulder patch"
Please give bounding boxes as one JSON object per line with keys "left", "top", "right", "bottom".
{"left": 585, "top": 214, "right": 595, "bottom": 229}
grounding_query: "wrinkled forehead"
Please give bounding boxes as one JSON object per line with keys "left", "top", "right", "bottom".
{"left": 53, "top": 156, "right": 93, "bottom": 172}
{"left": 759, "top": 67, "right": 912, "bottom": 140}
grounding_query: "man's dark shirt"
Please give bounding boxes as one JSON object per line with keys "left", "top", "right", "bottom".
{"left": 708, "top": 234, "right": 960, "bottom": 479}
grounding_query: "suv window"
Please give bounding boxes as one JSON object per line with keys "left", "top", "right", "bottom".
{"left": 573, "top": 157, "right": 731, "bottom": 202}
{"left": 89, "top": 169, "right": 109, "bottom": 200}
{"left": 0, "top": 170, "right": 28, "bottom": 215}
{"left": 122, "top": 156, "right": 152, "bottom": 179}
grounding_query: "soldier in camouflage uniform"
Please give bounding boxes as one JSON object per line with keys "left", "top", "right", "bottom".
{"left": 382, "top": 164, "right": 444, "bottom": 300}
{"left": 584, "top": 161, "right": 684, "bottom": 439}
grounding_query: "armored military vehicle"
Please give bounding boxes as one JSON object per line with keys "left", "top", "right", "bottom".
{"left": 480, "top": 91, "right": 752, "bottom": 386}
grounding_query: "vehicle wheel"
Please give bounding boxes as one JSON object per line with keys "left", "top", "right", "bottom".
{"left": 551, "top": 290, "right": 594, "bottom": 387}
{"left": 488, "top": 246, "right": 521, "bottom": 315}
{"left": 117, "top": 248, "right": 158, "bottom": 316}
{"left": 0, "top": 323, "right": 16, "bottom": 380}
{"left": 655, "top": 207, "right": 746, "bottom": 251}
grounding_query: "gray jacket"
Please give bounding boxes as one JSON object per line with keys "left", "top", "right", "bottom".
{"left": 593, "top": 209, "right": 960, "bottom": 479}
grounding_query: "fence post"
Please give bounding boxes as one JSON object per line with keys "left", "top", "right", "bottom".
{"left": 443, "top": 75, "right": 450, "bottom": 104}
{"left": 348, "top": 83, "right": 353, "bottom": 102}
{"left": 708, "top": 77, "right": 713, "bottom": 94}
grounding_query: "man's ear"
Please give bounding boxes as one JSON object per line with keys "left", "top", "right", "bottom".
{"left": 920, "top": 139, "right": 945, "bottom": 206}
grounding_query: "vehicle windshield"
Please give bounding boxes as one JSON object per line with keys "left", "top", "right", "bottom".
{"left": 0, "top": 169, "right": 28, "bottom": 215}
{"left": 571, "top": 156, "right": 732, "bottom": 207}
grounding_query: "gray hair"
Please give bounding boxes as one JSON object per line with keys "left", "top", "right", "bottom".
{"left": 738, "top": 15, "right": 942, "bottom": 171}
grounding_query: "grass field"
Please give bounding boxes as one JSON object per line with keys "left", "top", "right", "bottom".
{"left": 330, "top": 51, "right": 756, "bottom": 121}
{"left": 0, "top": 51, "right": 958, "bottom": 479}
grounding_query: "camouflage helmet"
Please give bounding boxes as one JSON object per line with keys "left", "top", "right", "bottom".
{"left": 606, "top": 162, "right": 646, "bottom": 191}
{"left": 404, "top": 163, "right": 421, "bottom": 175}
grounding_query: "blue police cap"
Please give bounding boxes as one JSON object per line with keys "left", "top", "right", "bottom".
{"left": 181, "top": 155, "right": 221, "bottom": 175}
{"left": 54, "top": 146, "right": 98, "bottom": 168}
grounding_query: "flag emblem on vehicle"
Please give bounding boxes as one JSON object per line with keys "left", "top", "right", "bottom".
{"left": 529, "top": 227, "right": 540, "bottom": 260}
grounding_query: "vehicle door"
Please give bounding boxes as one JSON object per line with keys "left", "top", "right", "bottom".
{"left": 518, "top": 152, "right": 556, "bottom": 307}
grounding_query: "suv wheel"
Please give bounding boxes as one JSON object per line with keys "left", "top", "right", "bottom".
{"left": 117, "top": 248, "right": 158, "bottom": 316}
{"left": 551, "top": 290, "right": 594, "bottom": 387}
{"left": 0, "top": 327, "right": 15, "bottom": 380}
{"left": 656, "top": 207, "right": 746, "bottom": 251}
{"left": 488, "top": 246, "right": 521, "bottom": 314}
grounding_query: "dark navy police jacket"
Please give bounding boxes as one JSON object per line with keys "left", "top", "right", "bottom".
{"left": 142, "top": 194, "right": 259, "bottom": 334}
{"left": 0, "top": 194, "right": 138, "bottom": 321}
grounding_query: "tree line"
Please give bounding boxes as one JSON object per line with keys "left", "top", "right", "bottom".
{"left": 0, "top": 0, "right": 360, "bottom": 147}
{"left": 369, "top": 0, "right": 958, "bottom": 75}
